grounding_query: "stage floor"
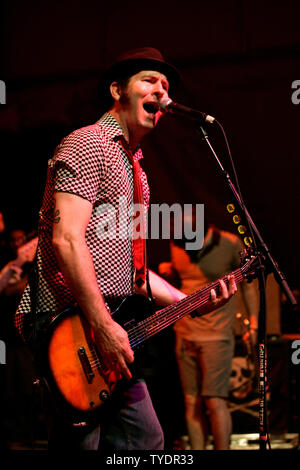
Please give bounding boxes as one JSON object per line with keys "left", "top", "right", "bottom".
{"left": 175, "top": 433, "right": 299, "bottom": 450}
{"left": 6, "top": 433, "right": 299, "bottom": 451}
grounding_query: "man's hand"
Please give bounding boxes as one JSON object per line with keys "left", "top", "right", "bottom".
{"left": 0, "top": 261, "right": 23, "bottom": 292}
{"left": 93, "top": 320, "right": 135, "bottom": 381}
{"left": 196, "top": 275, "right": 237, "bottom": 316}
{"left": 7, "top": 263, "right": 23, "bottom": 284}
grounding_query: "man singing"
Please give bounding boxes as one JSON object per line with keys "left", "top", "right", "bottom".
{"left": 15, "top": 47, "right": 237, "bottom": 450}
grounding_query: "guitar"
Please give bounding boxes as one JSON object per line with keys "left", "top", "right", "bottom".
{"left": 42, "top": 253, "right": 258, "bottom": 418}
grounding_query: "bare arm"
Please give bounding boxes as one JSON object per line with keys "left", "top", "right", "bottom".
{"left": 136, "top": 269, "right": 237, "bottom": 313}
{"left": 52, "top": 192, "right": 134, "bottom": 379}
{"left": 0, "top": 262, "right": 23, "bottom": 294}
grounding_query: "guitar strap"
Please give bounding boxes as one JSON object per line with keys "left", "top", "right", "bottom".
{"left": 146, "top": 267, "right": 155, "bottom": 304}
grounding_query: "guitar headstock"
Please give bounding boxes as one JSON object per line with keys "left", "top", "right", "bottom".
{"left": 240, "top": 249, "right": 261, "bottom": 283}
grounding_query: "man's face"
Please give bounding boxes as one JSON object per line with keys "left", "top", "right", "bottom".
{"left": 116, "top": 70, "right": 170, "bottom": 141}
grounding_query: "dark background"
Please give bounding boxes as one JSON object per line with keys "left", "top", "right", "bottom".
{"left": 1, "top": 0, "right": 300, "bottom": 447}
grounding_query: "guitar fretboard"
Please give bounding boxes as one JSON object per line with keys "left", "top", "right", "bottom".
{"left": 128, "top": 259, "right": 253, "bottom": 349}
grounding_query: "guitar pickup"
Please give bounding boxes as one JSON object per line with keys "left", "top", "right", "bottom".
{"left": 78, "top": 347, "right": 95, "bottom": 383}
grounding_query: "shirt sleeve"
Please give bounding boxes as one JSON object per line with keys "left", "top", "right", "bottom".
{"left": 52, "top": 127, "right": 106, "bottom": 205}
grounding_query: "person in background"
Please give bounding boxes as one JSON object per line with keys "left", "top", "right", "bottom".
{"left": 0, "top": 213, "right": 27, "bottom": 293}
{"left": 159, "top": 213, "right": 259, "bottom": 450}
{"left": 0, "top": 227, "right": 39, "bottom": 445}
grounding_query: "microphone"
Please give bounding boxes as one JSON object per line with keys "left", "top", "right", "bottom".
{"left": 159, "top": 97, "right": 215, "bottom": 124}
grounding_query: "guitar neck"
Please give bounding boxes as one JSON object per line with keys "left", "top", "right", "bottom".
{"left": 128, "top": 263, "right": 248, "bottom": 350}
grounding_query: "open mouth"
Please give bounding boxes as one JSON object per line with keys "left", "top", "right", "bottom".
{"left": 143, "top": 102, "right": 160, "bottom": 114}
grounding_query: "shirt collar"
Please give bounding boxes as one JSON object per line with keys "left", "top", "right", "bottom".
{"left": 97, "top": 112, "right": 143, "bottom": 162}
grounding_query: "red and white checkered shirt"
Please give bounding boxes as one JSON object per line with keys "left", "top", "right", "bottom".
{"left": 15, "top": 113, "right": 150, "bottom": 337}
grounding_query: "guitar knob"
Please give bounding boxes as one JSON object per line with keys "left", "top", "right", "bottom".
{"left": 99, "top": 389, "right": 110, "bottom": 402}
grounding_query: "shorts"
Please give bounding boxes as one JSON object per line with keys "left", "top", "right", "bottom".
{"left": 175, "top": 336, "right": 234, "bottom": 398}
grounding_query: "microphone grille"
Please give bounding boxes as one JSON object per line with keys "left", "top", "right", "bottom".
{"left": 159, "top": 97, "right": 172, "bottom": 112}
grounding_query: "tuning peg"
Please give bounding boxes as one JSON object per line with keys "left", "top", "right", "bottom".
{"left": 226, "top": 203, "right": 235, "bottom": 213}
{"left": 238, "top": 225, "right": 247, "bottom": 234}
{"left": 243, "top": 236, "right": 253, "bottom": 247}
{"left": 239, "top": 248, "right": 248, "bottom": 259}
{"left": 233, "top": 214, "right": 241, "bottom": 224}
{"left": 226, "top": 204, "right": 254, "bottom": 250}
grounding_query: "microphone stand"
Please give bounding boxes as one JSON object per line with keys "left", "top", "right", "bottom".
{"left": 198, "top": 124, "right": 297, "bottom": 451}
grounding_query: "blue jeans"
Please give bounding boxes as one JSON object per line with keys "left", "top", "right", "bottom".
{"left": 48, "top": 379, "right": 164, "bottom": 451}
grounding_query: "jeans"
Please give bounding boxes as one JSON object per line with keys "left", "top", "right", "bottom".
{"left": 48, "top": 379, "right": 164, "bottom": 451}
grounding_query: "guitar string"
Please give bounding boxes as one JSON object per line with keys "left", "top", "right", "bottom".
{"left": 87, "top": 260, "right": 253, "bottom": 368}
{"left": 86, "top": 274, "right": 238, "bottom": 370}
{"left": 86, "top": 279, "right": 227, "bottom": 368}
{"left": 128, "top": 270, "right": 245, "bottom": 348}
{"left": 85, "top": 265, "right": 249, "bottom": 368}
{"left": 127, "top": 267, "right": 246, "bottom": 343}
{"left": 86, "top": 272, "right": 247, "bottom": 370}
{"left": 86, "top": 266, "right": 248, "bottom": 370}
{"left": 85, "top": 280, "right": 219, "bottom": 370}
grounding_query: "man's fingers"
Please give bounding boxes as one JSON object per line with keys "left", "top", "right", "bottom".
{"left": 121, "top": 349, "right": 134, "bottom": 379}
{"left": 218, "top": 275, "right": 237, "bottom": 298}
{"left": 126, "top": 349, "right": 135, "bottom": 364}
{"left": 228, "top": 275, "right": 237, "bottom": 294}
{"left": 107, "top": 347, "right": 134, "bottom": 381}
{"left": 109, "top": 356, "right": 132, "bottom": 380}
{"left": 210, "top": 275, "right": 237, "bottom": 306}
{"left": 210, "top": 279, "right": 227, "bottom": 305}
{"left": 219, "top": 279, "right": 229, "bottom": 299}
{"left": 118, "top": 358, "right": 132, "bottom": 380}
{"left": 210, "top": 288, "right": 217, "bottom": 303}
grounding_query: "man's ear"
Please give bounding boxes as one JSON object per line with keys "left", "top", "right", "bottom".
{"left": 110, "top": 81, "right": 121, "bottom": 101}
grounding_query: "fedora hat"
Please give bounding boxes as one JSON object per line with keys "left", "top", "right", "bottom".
{"left": 101, "top": 46, "right": 180, "bottom": 91}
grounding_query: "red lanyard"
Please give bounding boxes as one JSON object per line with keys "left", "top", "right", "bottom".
{"left": 119, "top": 137, "right": 147, "bottom": 288}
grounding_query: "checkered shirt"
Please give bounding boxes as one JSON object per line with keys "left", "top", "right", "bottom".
{"left": 15, "top": 113, "right": 150, "bottom": 338}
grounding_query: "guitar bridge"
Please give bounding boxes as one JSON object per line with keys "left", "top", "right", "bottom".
{"left": 78, "top": 347, "right": 95, "bottom": 383}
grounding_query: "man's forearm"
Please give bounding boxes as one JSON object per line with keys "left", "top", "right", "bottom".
{"left": 52, "top": 236, "right": 112, "bottom": 329}
{"left": 52, "top": 236, "right": 135, "bottom": 378}
{"left": 137, "top": 269, "right": 238, "bottom": 316}
{"left": 136, "top": 269, "right": 186, "bottom": 306}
